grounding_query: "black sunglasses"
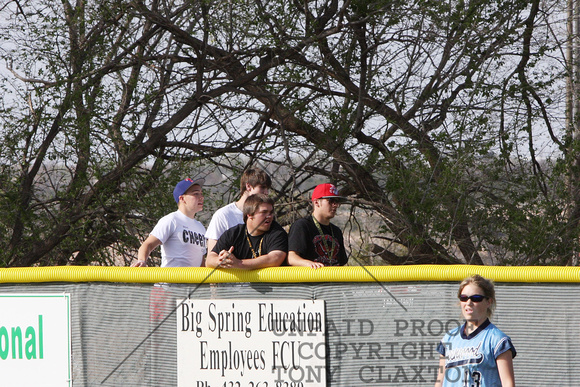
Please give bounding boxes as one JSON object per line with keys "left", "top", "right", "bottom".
{"left": 459, "top": 294, "right": 487, "bottom": 303}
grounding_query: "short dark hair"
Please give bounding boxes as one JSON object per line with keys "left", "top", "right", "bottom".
{"left": 240, "top": 168, "right": 271, "bottom": 195}
{"left": 243, "top": 194, "right": 275, "bottom": 222}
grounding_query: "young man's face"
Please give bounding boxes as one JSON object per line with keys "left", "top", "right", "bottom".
{"left": 315, "top": 197, "right": 341, "bottom": 219}
{"left": 246, "top": 183, "right": 269, "bottom": 196}
{"left": 246, "top": 203, "right": 274, "bottom": 235}
{"left": 180, "top": 184, "right": 204, "bottom": 212}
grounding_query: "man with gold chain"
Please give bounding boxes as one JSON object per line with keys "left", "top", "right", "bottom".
{"left": 288, "top": 183, "right": 348, "bottom": 268}
{"left": 206, "top": 193, "right": 287, "bottom": 269}
{"left": 205, "top": 167, "right": 271, "bottom": 254}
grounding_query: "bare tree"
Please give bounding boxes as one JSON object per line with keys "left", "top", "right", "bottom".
{"left": 0, "top": 0, "right": 572, "bottom": 266}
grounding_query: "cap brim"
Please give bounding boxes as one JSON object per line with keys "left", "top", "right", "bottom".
{"left": 317, "top": 195, "right": 347, "bottom": 201}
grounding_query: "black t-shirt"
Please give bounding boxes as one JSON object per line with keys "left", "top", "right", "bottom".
{"left": 212, "top": 221, "right": 288, "bottom": 260}
{"left": 287, "top": 215, "right": 348, "bottom": 266}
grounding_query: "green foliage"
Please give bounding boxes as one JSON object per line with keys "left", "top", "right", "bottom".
{"left": 0, "top": 0, "right": 573, "bottom": 266}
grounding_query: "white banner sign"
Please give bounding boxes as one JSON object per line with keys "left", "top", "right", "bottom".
{"left": 0, "top": 293, "right": 71, "bottom": 387}
{"left": 177, "top": 299, "right": 326, "bottom": 387}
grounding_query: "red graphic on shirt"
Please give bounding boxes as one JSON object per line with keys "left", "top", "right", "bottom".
{"left": 313, "top": 234, "right": 339, "bottom": 265}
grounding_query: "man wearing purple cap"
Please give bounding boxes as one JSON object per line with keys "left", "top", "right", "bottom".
{"left": 287, "top": 183, "right": 348, "bottom": 268}
{"left": 132, "top": 178, "right": 207, "bottom": 267}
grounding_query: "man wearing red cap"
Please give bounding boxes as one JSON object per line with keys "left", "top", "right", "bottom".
{"left": 287, "top": 183, "right": 348, "bottom": 268}
{"left": 132, "top": 178, "right": 207, "bottom": 267}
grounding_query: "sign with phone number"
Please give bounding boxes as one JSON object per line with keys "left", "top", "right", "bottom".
{"left": 177, "top": 299, "right": 326, "bottom": 386}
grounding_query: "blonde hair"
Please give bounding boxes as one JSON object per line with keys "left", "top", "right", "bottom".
{"left": 457, "top": 275, "right": 496, "bottom": 318}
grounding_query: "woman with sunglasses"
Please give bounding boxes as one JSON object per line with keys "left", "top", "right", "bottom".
{"left": 434, "top": 275, "right": 516, "bottom": 387}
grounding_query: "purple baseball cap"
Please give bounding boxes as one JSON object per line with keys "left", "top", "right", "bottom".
{"left": 173, "top": 178, "right": 205, "bottom": 203}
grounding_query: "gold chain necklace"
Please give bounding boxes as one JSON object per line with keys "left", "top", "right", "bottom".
{"left": 246, "top": 230, "right": 264, "bottom": 259}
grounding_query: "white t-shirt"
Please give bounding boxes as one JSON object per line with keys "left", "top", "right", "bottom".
{"left": 150, "top": 210, "right": 206, "bottom": 267}
{"left": 205, "top": 202, "right": 244, "bottom": 240}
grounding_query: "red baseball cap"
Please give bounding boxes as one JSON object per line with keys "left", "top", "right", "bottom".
{"left": 311, "top": 183, "right": 345, "bottom": 201}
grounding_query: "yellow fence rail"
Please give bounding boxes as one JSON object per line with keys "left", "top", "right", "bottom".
{"left": 1, "top": 265, "right": 579, "bottom": 283}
